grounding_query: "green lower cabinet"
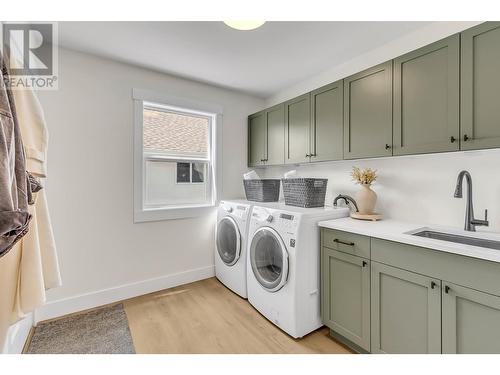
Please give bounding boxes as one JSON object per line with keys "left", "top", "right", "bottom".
{"left": 321, "top": 247, "right": 371, "bottom": 352}
{"left": 442, "top": 282, "right": 500, "bottom": 354}
{"left": 371, "top": 262, "right": 441, "bottom": 354}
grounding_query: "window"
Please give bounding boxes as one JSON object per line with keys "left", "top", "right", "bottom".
{"left": 133, "top": 89, "right": 221, "bottom": 222}
{"left": 176, "top": 162, "right": 205, "bottom": 184}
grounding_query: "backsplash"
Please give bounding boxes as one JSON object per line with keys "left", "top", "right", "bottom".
{"left": 259, "top": 149, "right": 500, "bottom": 231}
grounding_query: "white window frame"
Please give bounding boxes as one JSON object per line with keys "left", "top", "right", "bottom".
{"left": 133, "top": 88, "right": 223, "bottom": 222}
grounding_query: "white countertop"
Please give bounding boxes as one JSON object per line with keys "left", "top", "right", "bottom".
{"left": 318, "top": 217, "right": 500, "bottom": 264}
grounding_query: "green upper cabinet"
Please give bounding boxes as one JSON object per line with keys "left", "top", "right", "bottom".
{"left": 248, "top": 22, "right": 500, "bottom": 167}
{"left": 442, "top": 282, "right": 500, "bottom": 354}
{"left": 248, "top": 110, "right": 266, "bottom": 167}
{"left": 265, "top": 104, "right": 285, "bottom": 165}
{"left": 461, "top": 22, "right": 500, "bottom": 150}
{"left": 344, "top": 61, "right": 393, "bottom": 159}
{"left": 371, "top": 261, "right": 441, "bottom": 354}
{"left": 393, "top": 35, "right": 460, "bottom": 155}
{"left": 248, "top": 105, "right": 284, "bottom": 167}
{"left": 310, "top": 81, "right": 344, "bottom": 162}
{"left": 285, "top": 93, "right": 311, "bottom": 164}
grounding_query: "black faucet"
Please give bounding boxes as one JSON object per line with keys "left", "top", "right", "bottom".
{"left": 333, "top": 194, "right": 359, "bottom": 212}
{"left": 454, "top": 170, "right": 489, "bottom": 232}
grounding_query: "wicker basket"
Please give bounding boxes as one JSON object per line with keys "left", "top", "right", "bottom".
{"left": 243, "top": 179, "right": 280, "bottom": 202}
{"left": 281, "top": 178, "right": 328, "bottom": 208}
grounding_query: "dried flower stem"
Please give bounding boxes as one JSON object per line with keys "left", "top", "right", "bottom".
{"left": 351, "top": 166, "right": 377, "bottom": 185}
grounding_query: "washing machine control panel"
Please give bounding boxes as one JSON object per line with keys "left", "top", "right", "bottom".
{"left": 278, "top": 212, "right": 298, "bottom": 232}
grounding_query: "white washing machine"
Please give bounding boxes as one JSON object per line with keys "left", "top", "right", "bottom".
{"left": 246, "top": 203, "right": 349, "bottom": 338}
{"left": 215, "top": 200, "right": 255, "bottom": 298}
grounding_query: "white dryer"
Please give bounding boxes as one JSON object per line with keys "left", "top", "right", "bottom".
{"left": 215, "top": 200, "right": 254, "bottom": 298}
{"left": 246, "top": 203, "right": 349, "bottom": 338}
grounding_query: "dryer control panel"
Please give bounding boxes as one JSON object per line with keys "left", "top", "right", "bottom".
{"left": 235, "top": 205, "right": 248, "bottom": 219}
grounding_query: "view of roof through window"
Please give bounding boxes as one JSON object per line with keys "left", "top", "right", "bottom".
{"left": 143, "top": 107, "right": 209, "bottom": 158}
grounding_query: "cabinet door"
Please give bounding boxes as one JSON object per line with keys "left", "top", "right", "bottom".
{"left": 266, "top": 104, "right": 285, "bottom": 165}
{"left": 285, "top": 94, "right": 311, "bottom": 164}
{"left": 461, "top": 22, "right": 500, "bottom": 150}
{"left": 442, "top": 282, "right": 500, "bottom": 353}
{"left": 310, "top": 81, "right": 343, "bottom": 162}
{"left": 321, "top": 247, "right": 370, "bottom": 351}
{"left": 393, "top": 35, "right": 459, "bottom": 155}
{"left": 248, "top": 111, "right": 266, "bottom": 167}
{"left": 371, "top": 262, "right": 441, "bottom": 353}
{"left": 344, "top": 62, "right": 393, "bottom": 160}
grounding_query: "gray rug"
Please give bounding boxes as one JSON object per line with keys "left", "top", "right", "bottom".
{"left": 27, "top": 303, "right": 135, "bottom": 354}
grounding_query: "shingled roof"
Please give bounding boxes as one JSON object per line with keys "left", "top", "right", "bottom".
{"left": 143, "top": 108, "right": 209, "bottom": 157}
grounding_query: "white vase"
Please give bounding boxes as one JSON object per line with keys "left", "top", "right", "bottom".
{"left": 356, "top": 184, "right": 377, "bottom": 215}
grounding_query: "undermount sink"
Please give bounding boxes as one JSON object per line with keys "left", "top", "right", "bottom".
{"left": 411, "top": 230, "right": 500, "bottom": 250}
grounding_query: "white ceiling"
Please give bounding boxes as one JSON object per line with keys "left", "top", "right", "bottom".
{"left": 58, "top": 21, "right": 433, "bottom": 98}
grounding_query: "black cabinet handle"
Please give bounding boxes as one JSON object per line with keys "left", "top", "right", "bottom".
{"left": 305, "top": 154, "right": 311, "bottom": 158}
{"left": 450, "top": 136, "right": 456, "bottom": 143}
{"left": 310, "top": 153, "right": 317, "bottom": 157}
{"left": 333, "top": 238, "right": 355, "bottom": 246}
{"left": 362, "top": 261, "right": 367, "bottom": 267}
{"left": 431, "top": 281, "right": 437, "bottom": 289}
{"left": 445, "top": 285, "right": 451, "bottom": 294}
{"left": 385, "top": 144, "right": 391, "bottom": 150}
{"left": 463, "top": 134, "right": 469, "bottom": 142}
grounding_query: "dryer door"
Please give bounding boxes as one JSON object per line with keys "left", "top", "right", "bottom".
{"left": 249, "top": 227, "right": 289, "bottom": 292}
{"left": 216, "top": 216, "right": 241, "bottom": 266}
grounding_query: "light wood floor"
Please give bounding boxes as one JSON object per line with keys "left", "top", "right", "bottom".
{"left": 123, "top": 277, "right": 353, "bottom": 354}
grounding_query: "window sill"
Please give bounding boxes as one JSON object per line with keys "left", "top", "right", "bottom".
{"left": 134, "top": 204, "right": 216, "bottom": 223}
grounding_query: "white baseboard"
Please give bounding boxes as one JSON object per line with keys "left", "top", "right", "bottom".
{"left": 33, "top": 265, "right": 215, "bottom": 324}
{"left": 1, "top": 314, "right": 33, "bottom": 354}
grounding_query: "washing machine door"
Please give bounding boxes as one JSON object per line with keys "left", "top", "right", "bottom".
{"left": 216, "top": 216, "right": 241, "bottom": 266}
{"left": 249, "top": 227, "right": 289, "bottom": 292}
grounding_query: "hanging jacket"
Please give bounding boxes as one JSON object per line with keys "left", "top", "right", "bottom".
{"left": 0, "top": 55, "right": 31, "bottom": 257}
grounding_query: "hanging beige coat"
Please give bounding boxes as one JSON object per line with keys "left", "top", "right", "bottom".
{"left": 12, "top": 86, "right": 61, "bottom": 318}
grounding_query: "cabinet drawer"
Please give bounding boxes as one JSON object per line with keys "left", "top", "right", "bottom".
{"left": 371, "top": 237, "right": 500, "bottom": 297}
{"left": 321, "top": 229, "right": 370, "bottom": 259}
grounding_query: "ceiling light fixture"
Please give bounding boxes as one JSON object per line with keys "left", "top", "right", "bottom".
{"left": 224, "top": 21, "right": 266, "bottom": 31}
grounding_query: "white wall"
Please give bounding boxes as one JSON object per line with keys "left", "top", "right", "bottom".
{"left": 261, "top": 149, "right": 500, "bottom": 231}
{"left": 35, "top": 48, "right": 263, "bottom": 319}
{"left": 265, "top": 21, "right": 481, "bottom": 107}
{"left": 1, "top": 314, "right": 32, "bottom": 354}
